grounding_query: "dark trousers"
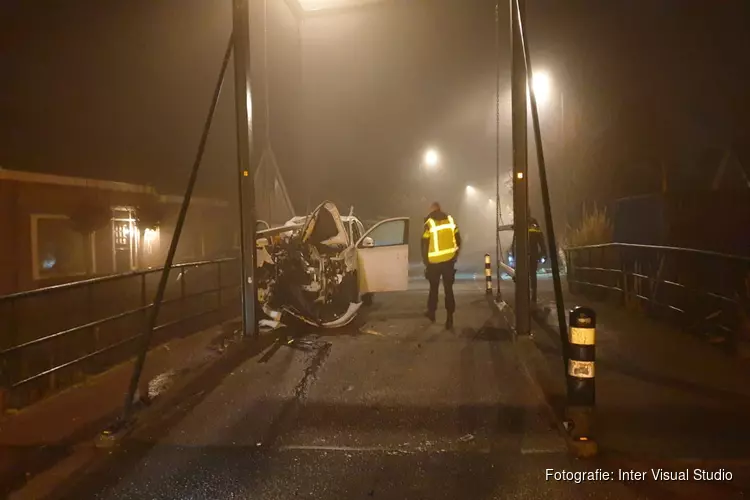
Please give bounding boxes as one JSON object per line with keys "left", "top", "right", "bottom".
{"left": 426, "top": 261, "right": 456, "bottom": 314}
{"left": 512, "top": 255, "right": 540, "bottom": 303}
{"left": 530, "top": 256, "right": 539, "bottom": 303}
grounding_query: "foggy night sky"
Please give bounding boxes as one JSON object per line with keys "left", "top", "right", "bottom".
{"left": 1, "top": 0, "right": 748, "bottom": 221}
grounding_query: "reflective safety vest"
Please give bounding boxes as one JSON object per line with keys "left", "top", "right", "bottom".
{"left": 423, "top": 215, "right": 459, "bottom": 264}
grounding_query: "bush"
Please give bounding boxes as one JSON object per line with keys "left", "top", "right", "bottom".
{"left": 564, "top": 204, "right": 614, "bottom": 248}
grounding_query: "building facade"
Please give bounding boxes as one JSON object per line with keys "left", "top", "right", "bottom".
{"left": 0, "top": 168, "right": 236, "bottom": 295}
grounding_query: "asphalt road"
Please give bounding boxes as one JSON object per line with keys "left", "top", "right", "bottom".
{"left": 503, "top": 275, "right": 750, "bottom": 498}
{"left": 56, "top": 277, "right": 648, "bottom": 500}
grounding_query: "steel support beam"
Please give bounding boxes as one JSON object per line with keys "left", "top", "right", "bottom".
{"left": 233, "top": 0, "right": 259, "bottom": 336}
{"left": 511, "top": 0, "right": 530, "bottom": 334}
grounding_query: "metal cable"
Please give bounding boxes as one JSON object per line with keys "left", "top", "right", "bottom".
{"left": 120, "top": 35, "right": 235, "bottom": 425}
{"left": 515, "top": 0, "right": 569, "bottom": 361}
{"left": 264, "top": 0, "right": 271, "bottom": 143}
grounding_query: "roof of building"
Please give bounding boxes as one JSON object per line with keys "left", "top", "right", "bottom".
{"left": 0, "top": 168, "right": 228, "bottom": 207}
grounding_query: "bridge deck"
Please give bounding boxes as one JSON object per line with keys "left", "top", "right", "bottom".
{"left": 38, "top": 278, "right": 646, "bottom": 499}
{"left": 5, "top": 275, "right": 750, "bottom": 498}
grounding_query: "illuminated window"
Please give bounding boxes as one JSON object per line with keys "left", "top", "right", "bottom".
{"left": 31, "top": 215, "right": 90, "bottom": 280}
{"left": 112, "top": 207, "right": 138, "bottom": 272}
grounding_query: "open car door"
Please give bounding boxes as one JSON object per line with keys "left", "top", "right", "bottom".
{"left": 356, "top": 217, "right": 410, "bottom": 294}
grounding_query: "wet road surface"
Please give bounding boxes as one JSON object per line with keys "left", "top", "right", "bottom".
{"left": 57, "top": 278, "right": 648, "bottom": 499}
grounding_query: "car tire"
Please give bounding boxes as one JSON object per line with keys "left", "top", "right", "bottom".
{"left": 361, "top": 293, "right": 374, "bottom": 306}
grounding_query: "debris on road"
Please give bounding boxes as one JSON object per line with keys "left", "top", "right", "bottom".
{"left": 148, "top": 370, "right": 176, "bottom": 399}
{"left": 459, "top": 434, "right": 475, "bottom": 443}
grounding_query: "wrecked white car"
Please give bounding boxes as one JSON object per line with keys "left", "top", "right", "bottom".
{"left": 255, "top": 201, "right": 410, "bottom": 328}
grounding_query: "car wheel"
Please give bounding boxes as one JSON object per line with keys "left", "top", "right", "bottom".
{"left": 362, "top": 293, "right": 374, "bottom": 306}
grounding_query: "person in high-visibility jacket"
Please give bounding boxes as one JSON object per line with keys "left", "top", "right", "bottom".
{"left": 421, "top": 202, "right": 462, "bottom": 329}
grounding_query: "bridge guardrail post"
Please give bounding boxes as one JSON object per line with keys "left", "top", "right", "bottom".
{"left": 564, "top": 306, "right": 598, "bottom": 457}
{"left": 484, "top": 254, "right": 492, "bottom": 295}
{"left": 619, "top": 246, "right": 628, "bottom": 307}
{"left": 3, "top": 300, "right": 16, "bottom": 413}
{"left": 0, "top": 348, "right": 7, "bottom": 413}
{"left": 217, "top": 260, "right": 223, "bottom": 308}
{"left": 565, "top": 249, "right": 574, "bottom": 294}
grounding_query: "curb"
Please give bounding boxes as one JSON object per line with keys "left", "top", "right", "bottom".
{"left": 488, "top": 297, "right": 598, "bottom": 459}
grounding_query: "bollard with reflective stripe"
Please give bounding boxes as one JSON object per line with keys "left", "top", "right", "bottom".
{"left": 567, "top": 306, "right": 596, "bottom": 406}
{"left": 564, "top": 306, "right": 597, "bottom": 456}
{"left": 484, "top": 254, "right": 492, "bottom": 295}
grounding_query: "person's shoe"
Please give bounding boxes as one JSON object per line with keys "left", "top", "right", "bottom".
{"left": 424, "top": 311, "right": 436, "bottom": 323}
{"left": 445, "top": 314, "right": 454, "bottom": 330}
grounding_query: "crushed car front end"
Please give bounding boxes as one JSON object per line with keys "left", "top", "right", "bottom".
{"left": 256, "top": 201, "right": 363, "bottom": 329}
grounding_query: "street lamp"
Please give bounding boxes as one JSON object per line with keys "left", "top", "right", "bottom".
{"left": 531, "top": 71, "right": 551, "bottom": 106}
{"left": 465, "top": 185, "right": 476, "bottom": 195}
{"left": 528, "top": 70, "right": 565, "bottom": 141}
{"left": 424, "top": 148, "right": 439, "bottom": 168}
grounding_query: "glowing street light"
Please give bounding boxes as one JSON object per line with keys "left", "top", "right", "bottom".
{"left": 424, "top": 148, "right": 439, "bottom": 168}
{"left": 527, "top": 69, "right": 566, "bottom": 141}
{"left": 465, "top": 185, "right": 476, "bottom": 195}
{"left": 531, "top": 70, "right": 551, "bottom": 106}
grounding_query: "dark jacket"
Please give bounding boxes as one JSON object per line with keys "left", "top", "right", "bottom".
{"left": 511, "top": 223, "right": 547, "bottom": 262}
{"left": 529, "top": 226, "right": 546, "bottom": 261}
{"left": 421, "top": 210, "right": 462, "bottom": 266}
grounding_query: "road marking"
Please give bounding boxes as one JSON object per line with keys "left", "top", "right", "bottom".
{"left": 279, "top": 445, "right": 393, "bottom": 452}
{"left": 520, "top": 432, "right": 568, "bottom": 455}
{"left": 521, "top": 447, "right": 566, "bottom": 455}
{"left": 277, "top": 444, "right": 492, "bottom": 454}
{"left": 279, "top": 444, "right": 566, "bottom": 456}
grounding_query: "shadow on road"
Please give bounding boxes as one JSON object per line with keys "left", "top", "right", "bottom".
{"left": 48, "top": 331, "right": 285, "bottom": 500}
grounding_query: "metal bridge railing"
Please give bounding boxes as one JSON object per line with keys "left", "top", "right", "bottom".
{"left": 565, "top": 243, "right": 750, "bottom": 347}
{"left": 0, "top": 257, "right": 241, "bottom": 410}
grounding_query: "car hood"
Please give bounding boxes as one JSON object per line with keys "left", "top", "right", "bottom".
{"left": 300, "top": 201, "right": 349, "bottom": 248}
